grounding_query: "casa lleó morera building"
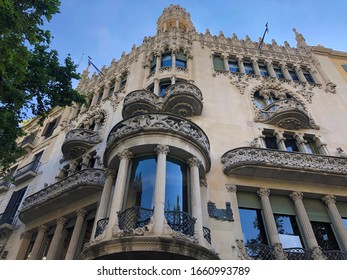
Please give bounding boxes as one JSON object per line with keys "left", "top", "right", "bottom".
{"left": 1, "top": 4, "right": 347, "bottom": 260}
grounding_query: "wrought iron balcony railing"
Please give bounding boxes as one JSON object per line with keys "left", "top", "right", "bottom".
{"left": 118, "top": 207, "right": 153, "bottom": 231}
{"left": 283, "top": 247, "right": 313, "bottom": 260}
{"left": 164, "top": 210, "right": 195, "bottom": 236}
{"left": 12, "top": 159, "right": 40, "bottom": 185}
{"left": 245, "top": 244, "right": 276, "bottom": 260}
{"left": 322, "top": 250, "right": 347, "bottom": 260}
{"left": 221, "top": 147, "right": 347, "bottom": 186}
{"left": 95, "top": 217, "right": 109, "bottom": 238}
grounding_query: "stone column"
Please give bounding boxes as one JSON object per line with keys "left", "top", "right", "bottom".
{"left": 289, "top": 192, "right": 325, "bottom": 259}
{"left": 237, "top": 55, "right": 245, "bottom": 74}
{"left": 16, "top": 231, "right": 33, "bottom": 260}
{"left": 275, "top": 131, "right": 287, "bottom": 151}
{"left": 294, "top": 64, "right": 306, "bottom": 82}
{"left": 105, "top": 150, "right": 133, "bottom": 239}
{"left": 187, "top": 157, "right": 204, "bottom": 245}
{"left": 81, "top": 154, "right": 92, "bottom": 170}
{"left": 152, "top": 145, "right": 170, "bottom": 235}
{"left": 322, "top": 195, "right": 347, "bottom": 252}
{"left": 172, "top": 51, "right": 176, "bottom": 70}
{"left": 251, "top": 58, "right": 261, "bottom": 75}
{"left": 92, "top": 169, "right": 116, "bottom": 239}
{"left": 156, "top": 55, "right": 161, "bottom": 72}
{"left": 102, "top": 82, "right": 110, "bottom": 100}
{"left": 153, "top": 78, "right": 159, "bottom": 96}
{"left": 295, "top": 134, "right": 307, "bottom": 153}
{"left": 65, "top": 209, "right": 88, "bottom": 260}
{"left": 46, "top": 217, "right": 67, "bottom": 260}
{"left": 257, "top": 188, "right": 286, "bottom": 259}
{"left": 280, "top": 62, "right": 292, "bottom": 80}
{"left": 222, "top": 54, "right": 229, "bottom": 72}
{"left": 266, "top": 60, "right": 276, "bottom": 78}
{"left": 28, "top": 225, "right": 49, "bottom": 260}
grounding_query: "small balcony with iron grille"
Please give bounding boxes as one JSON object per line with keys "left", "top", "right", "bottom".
{"left": 12, "top": 159, "right": 40, "bottom": 185}
{"left": 62, "top": 128, "right": 102, "bottom": 160}
{"left": 0, "top": 212, "right": 18, "bottom": 239}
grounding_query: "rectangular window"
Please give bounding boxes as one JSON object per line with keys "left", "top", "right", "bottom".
{"left": 228, "top": 59, "right": 239, "bottom": 73}
{"left": 41, "top": 116, "right": 61, "bottom": 138}
{"left": 213, "top": 55, "right": 224, "bottom": 71}
{"left": 0, "top": 186, "right": 27, "bottom": 225}
{"left": 273, "top": 65, "right": 284, "bottom": 79}
{"left": 243, "top": 61, "right": 254, "bottom": 74}
{"left": 303, "top": 135, "right": 320, "bottom": 154}
{"left": 311, "top": 221, "right": 340, "bottom": 251}
{"left": 342, "top": 64, "right": 347, "bottom": 72}
{"left": 176, "top": 51, "right": 187, "bottom": 68}
{"left": 302, "top": 70, "right": 315, "bottom": 83}
{"left": 150, "top": 58, "right": 157, "bottom": 73}
{"left": 120, "top": 74, "right": 127, "bottom": 89}
{"left": 258, "top": 63, "right": 269, "bottom": 76}
{"left": 161, "top": 53, "right": 172, "bottom": 67}
{"left": 284, "top": 134, "right": 299, "bottom": 152}
{"left": 263, "top": 131, "right": 279, "bottom": 150}
{"left": 288, "top": 69, "right": 299, "bottom": 81}
{"left": 239, "top": 208, "right": 268, "bottom": 245}
{"left": 274, "top": 214, "right": 303, "bottom": 248}
{"left": 159, "top": 81, "right": 171, "bottom": 97}
{"left": 96, "top": 87, "right": 104, "bottom": 103}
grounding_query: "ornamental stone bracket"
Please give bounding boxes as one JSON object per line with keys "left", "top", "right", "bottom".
{"left": 122, "top": 83, "right": 203, "bottom": 118}
{"left": 221, "top": 147, "right": 347, "bottom": 186}
{"left": 19, "top": 168, "right": 106, "bottom": 223}
{"left": 62, "top": 128, "right": 102, "bottom": 160}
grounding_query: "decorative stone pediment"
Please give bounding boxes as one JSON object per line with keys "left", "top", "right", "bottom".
{"left": 122, "top": 83, "right": 203, "bottom": 118}
{"left": 221, "top": 147, "right": 347, "bottom": 186}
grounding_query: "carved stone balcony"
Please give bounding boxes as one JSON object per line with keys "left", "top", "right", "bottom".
{"left": 122, "top": 83, "right": 203, "bottom": 118}
{"left": 254, "top": 99, "right": 319, "bottom": 130}
{"left": 106, "top": 113, "right": 210, "bottom": 170}
{"left": 221, "top": 147, "right": 347, "bottom": 186}
{"left": 62, "top": 128, "right": 102, "bottom": 160}
{"left": 13, "top": 159, "right": 40, "bottom": 185}
{"left": 19, "top": 168, "right": 105, "bottom": 223}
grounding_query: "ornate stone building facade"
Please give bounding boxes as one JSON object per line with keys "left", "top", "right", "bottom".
{"left": 1, "top": 5, "right": 347, "bottom": 260}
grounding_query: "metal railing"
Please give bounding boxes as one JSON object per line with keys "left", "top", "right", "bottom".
{"left": 118, "top": 207, "right": 153, "bottom": 231}
{"left": 94, "top": 218, "right": 109, "bottom": 238}
{"left": 164, "top": 210, "right": 195, "bottom": 236}
{"left": 13, "top": 159, "right": 40, "bottom": 179}
{"left": 245, "top": 244, "right": 276, "bottom": 260}
{"left": 323, "top": 250, "right": 347, "bottom": 260}
{"left": 284, "top": 247, "right": 313, "bottom": 260}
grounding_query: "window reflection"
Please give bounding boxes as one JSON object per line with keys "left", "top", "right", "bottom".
{"left": 274, "top": 214, "right": 303, "bottom": 248}
{"left": 165, "top": 158, "right": 188, "bottom": 212}
{"left": 239, "top": 208, "right": 267, "bottom": 245}
{"left": 125, "top": 156, "right": 156, "bottom": 209}
{"left": 311, "top": 221, "right": 340, "bottom": 251}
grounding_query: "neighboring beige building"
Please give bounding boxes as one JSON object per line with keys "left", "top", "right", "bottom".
{"left": 1, "top": 5, "right": 347, "bottom": 260}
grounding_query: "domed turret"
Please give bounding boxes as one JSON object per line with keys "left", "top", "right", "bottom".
{"left": 157, "top": 4, "right": 195, "bottom": 33}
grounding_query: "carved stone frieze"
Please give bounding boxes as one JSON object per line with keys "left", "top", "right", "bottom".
{"left": 221, "top": 147, "right": 347, "bottom": 185}
{"left": 122, "top": 83, "right": 203, "bottom": 118}
{"left": 107, "top": 113, "right": 210, "bottom": 169}
{"left": 19, "top": 168, "right": 106, "bottom": 222}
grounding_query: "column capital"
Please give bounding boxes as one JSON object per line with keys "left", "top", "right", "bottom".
{"left": 56, "top": 217, "right": 68, "bottom": 226}
{"left": 322, "top": 195, "right": 336, "bottom": 206}
{"left": 20, "top": 231, "right": 32, "bottom": 240}
{"left": 117, "top": 149, "right": 133, "bottom": 160}
{"left": 105, "top": 168, "right": 117, "bottom": 177}
{"left": 257, "top": 188, "right": 270, "bottom": 198}
{"left": 289, "top": 191, "right": 303, "bottom": 202}
{"left": 155, "top": 144, "right": 170, "bottom": 155}
{"left": 76, "top": 208, "right": 88, "bottom": 217}
{"left": 187, "top": 156, "right": 201, "bottom": 167}
{"left": 226, "top": 184, "right": 237, "bottom": 193}
{"left": 38, "top": 225, "right": 49, "bottom": 233}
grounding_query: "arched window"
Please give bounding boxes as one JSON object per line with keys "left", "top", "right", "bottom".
{"left": 176, "top": 51, "right": 187, "bottom": 68}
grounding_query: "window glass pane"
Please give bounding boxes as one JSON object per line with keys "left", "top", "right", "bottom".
{"left": 288, "top": 70, "right": 299, "bottom": 81}
{"left": 159, "top": 82, "right": 171, "bottom": 97}
{"left": 311, "top": 221, "right": 340, "bottom": 250}
{"left": 176, "top": 59, "right": 187, "bottom": 68}
{"left": 213, "top": 56, "right": 224, "bottom": 71}
{"left": 125, "top": 156, "right": 156, "bottom": 209}
{"left": 263, "top": 132, "right": 279, "bottom": 149}
{"left": 273, "top": 67, "right": 284, "bottom": 79}
{"left": 274, "top": 214, "right": 303, "bottom": 248}
{"left": 165, "top": 158, "right": 188, "bottom": 212}
{"left": 161, "top": 53, "right": 172, "bottom": 67}
{"left": 228, "top": 60, "right": 239, "bottom": 73}
{"left": 258, "top": 64, "right": 269, "bottom": 76}
{"left": 303, "top": 72, "right": 315, "bottom": 83}
{"left": 343, "top": 218, "right": 347, "bottom": 229}
{"left": 284, "top": 136, "right": 299, "bottom": 152}
{"left": 239, "top": 208, "right": 267, "bottom": 245}
{"left": 304, "top": 136, "right": 320, "bottom": 154}
{"left": 243, "top": 62, "right": 254, "bottom": 74}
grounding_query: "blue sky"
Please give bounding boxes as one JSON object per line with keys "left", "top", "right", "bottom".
{"left": 45, "top": 0, "right": 347, "bottom": 82}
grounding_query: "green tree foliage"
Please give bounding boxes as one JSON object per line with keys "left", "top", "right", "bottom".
{"left": 0, "top": 0, "right": 85, "bottom": 174}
